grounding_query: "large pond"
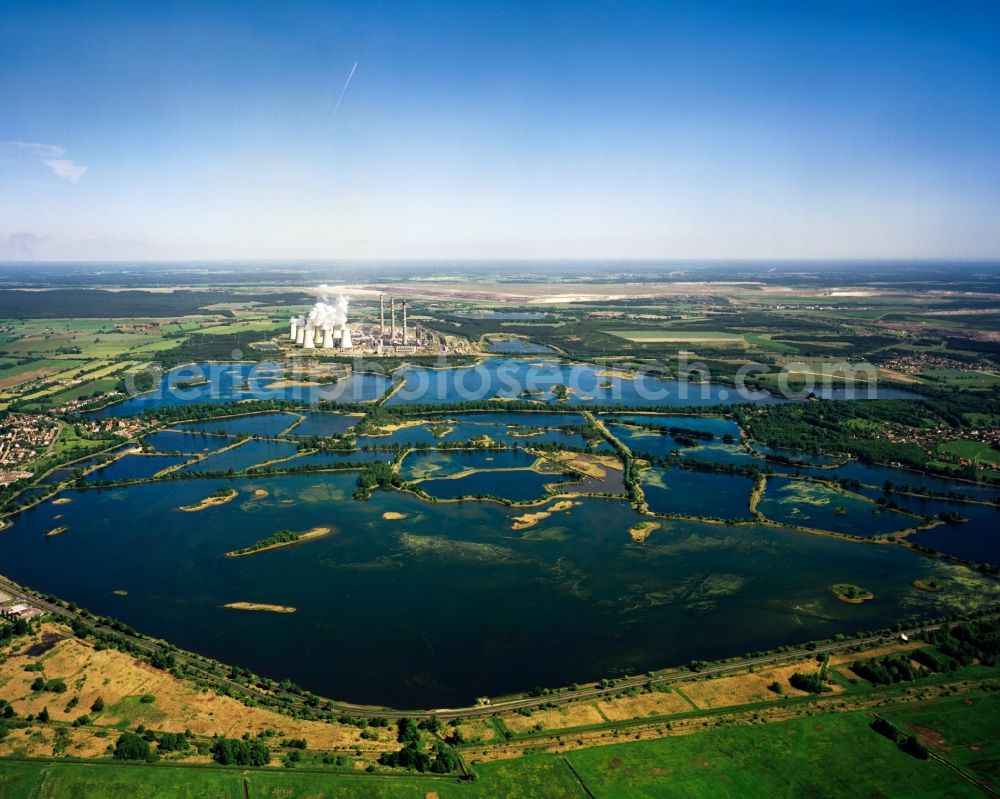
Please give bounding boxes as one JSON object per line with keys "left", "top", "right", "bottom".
{"left": 383, "top": 358, "right": 923, "bottom": 407}
{"left": 87, "top": 362, "right": 390, "bottom": 416}
{"left": 83, "top": 358, "right": 923, "bottom": 416}
{"left": 1, "top": 472, "right": 995, "bottom": 708}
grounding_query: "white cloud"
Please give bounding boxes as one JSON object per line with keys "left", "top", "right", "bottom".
{"left": 44, "top": 158, "right": 88, "bottom": 181}
{"left": 4, "top": 141, "right": 88, "bottom": 182}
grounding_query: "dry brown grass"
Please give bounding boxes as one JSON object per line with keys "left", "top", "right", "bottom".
{"left": 681, "top": 662, "right": 843, "bottom": 709}
{"left": 501, "top": 702, "right": 604, "bottom": 733}
{"left": 596, "top": 689, "right": 691, "bottom": 721}
{"left": 0, "top": 623, "right": 393, "bottom": 759}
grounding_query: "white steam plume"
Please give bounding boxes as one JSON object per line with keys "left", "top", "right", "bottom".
{"left": 306, "top": 287, "right": 350, "bottom": 329}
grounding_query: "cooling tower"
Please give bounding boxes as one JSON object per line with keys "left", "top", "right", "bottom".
{"left": 322, "top": 326, "right": 335, "bottom": 349}
{"left": 340, "top": 326, "right": 353, "bottom": 349}
{"left": 289, "top": 317, "right": 299, "bottom": 341}
{"left": 303, "top": 325, "right": 316, "bottom": 349}
{"left": 295, "top": 325, "right": 305, "bottom": 345}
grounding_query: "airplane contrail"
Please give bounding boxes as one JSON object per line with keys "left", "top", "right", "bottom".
{"left": 330, "top": 61, "right": 358, "bottom": 124}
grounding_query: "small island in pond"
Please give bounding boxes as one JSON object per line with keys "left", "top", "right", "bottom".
{"left": 223, "top": 602, "right": 296, "bottom": 613}
{"left": 830, "top": 583, "right": 874, "bottom": 604}
{"left": 226, "top": 526, "right": 333, "bottom": 557}
{"left": 44, "top": 525, "right": 69, "bottom": 537}
{"left": 173, "top": 377, "right": 210, "bottom": 389}
{"left": 180, "top": 487, "right": 238, "bottom": 512}
{"left": 913, "top": 578, "right": 945, "bottom": 592}
{"left": 629, "top": 520, "right": 660, "bottom": 543}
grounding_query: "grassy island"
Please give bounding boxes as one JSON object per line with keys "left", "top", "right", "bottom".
{"left": 173, "top": 378, "right": 210, "bottom": 389}
{"left": 629, "top": 520, "right": 660, "bottom": 542}
{"left": 179, "top": 486, "right": 238, "bottom": 512}
{"left": 913, "top": 578, "right": 945, "bottom": 592}
{"left": 831, "top": 583, "right": 875, "bottom": 603}
{"left": 44, "top": 525, "right": 69, "bottom": 537}
{"left": 225, "top": 526, "right": 332, "bottom": 557}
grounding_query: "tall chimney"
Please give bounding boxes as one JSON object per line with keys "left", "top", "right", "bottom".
{"left": 379, "top": 294, "right": 385, "bottom": 339}
{"left": 402, "top": 300, "right": 408, "bottom": 345}
{"left": 390, "top": 297, "right": 396, "bottom": 342}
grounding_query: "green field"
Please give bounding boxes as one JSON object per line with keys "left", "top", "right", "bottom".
{"left": 921, "top": 368, "right": 1000, "bottom": 389}
{"left": 882, "top": 692, "right": 1000, "bottom": 782}
{"left": 0, "top": 706, "right": 987, "bottom": 798}
{"left": 565, "top": 711, "right": 982, "bottom": 799}
{"left": 745, "top": 332, "right": 798, "bottom": 353}
{"left": 0, "top": 358, "right": 88, "bottom": 390}
{"left": 0, "top": 759, "right": 579, "bottom": 799}
{"left": 938, "top": 438, "right": 1000, "bottom": 467}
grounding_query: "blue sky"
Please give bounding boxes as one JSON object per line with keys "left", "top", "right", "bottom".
{"left": 1, "top": 0, "right": 999, "bottom": 261}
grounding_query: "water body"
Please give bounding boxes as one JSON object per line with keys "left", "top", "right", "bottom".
{"left": 749, "top": 443, "right": 843, "bottom": 466}
{"left": 385, "top": 358, "right": 922, "bottom": 407}
{"left": 400, "top": 449, "right": 538, "bottom": 481}
{"left": 855, "top": 488, "right": 1000, "bottom": 565}
{"left": 282, "top": 449, "right": 394, "bottom": 468}
{"left": 758, "top": 477, "right": 918, "bottom": 537}
{"left": 82, "top": 454, "right": 190, "bottom": 483}
{"left": 143, "top": 430, "right": 234, "bottom": 454}
{"left": 178, "top": 412, "right": 301, "bottom": 438}
{"left": 642, "top": 468, "right": 755, "bottom": 519}
{"left": 176, "top": 439, "right": 300, "bottom": 474}
{"left": 0, "top": 472, "right": 993, "bottom": 708}
{"left": 419, "top": 469, "right": 564, "bottom": 501}
{"left": 286, "top": 412, "right": 359, "bottom": 438}
{"left": 88, "top": 363, "right": 389, "bottom": 416}
{"left": 602, "top": 414, "right": 742, "bottom": 440}
{"left": 487, "top": 338, "right": 555, "bottom": 354}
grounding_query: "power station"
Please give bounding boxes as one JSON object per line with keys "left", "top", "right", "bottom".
{"left": 285, "top": 291, "right": 444, "bottom": 355}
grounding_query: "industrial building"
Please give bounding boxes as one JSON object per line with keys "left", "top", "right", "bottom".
{"left": 286, "top": 292, "right": 441, "bottom": 355}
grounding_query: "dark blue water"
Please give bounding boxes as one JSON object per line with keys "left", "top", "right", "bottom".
{"left": 286, "top": 412, "right": 359, "bottom": 437}
{"left": 758, "top": 477, "right": 919, "bottom": 537}
{"left": 177, "top": 412, "right": 301, "bottom": 438}
{"left": 400, "top": 449, "right": 538, "bottom": 480}
{"left": 82, "top": 454, "right": 190, "bottom": 482}
{"left": 281, "top": 449, "right": 394, "bottom": 468}
{"left": 642, "top": 468, "right": 754, "bottom": 519}
{"left": 420, "top": 469, "right": 565, "bottom": 501}
{"left": 144, "top": 430, "right": 234, "bottom": 454}
{"left": 176, "top": 439, "right": 300, "bottom": 473}
{"left": 0, "top": 472, "right": 991, "bottom": 707}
